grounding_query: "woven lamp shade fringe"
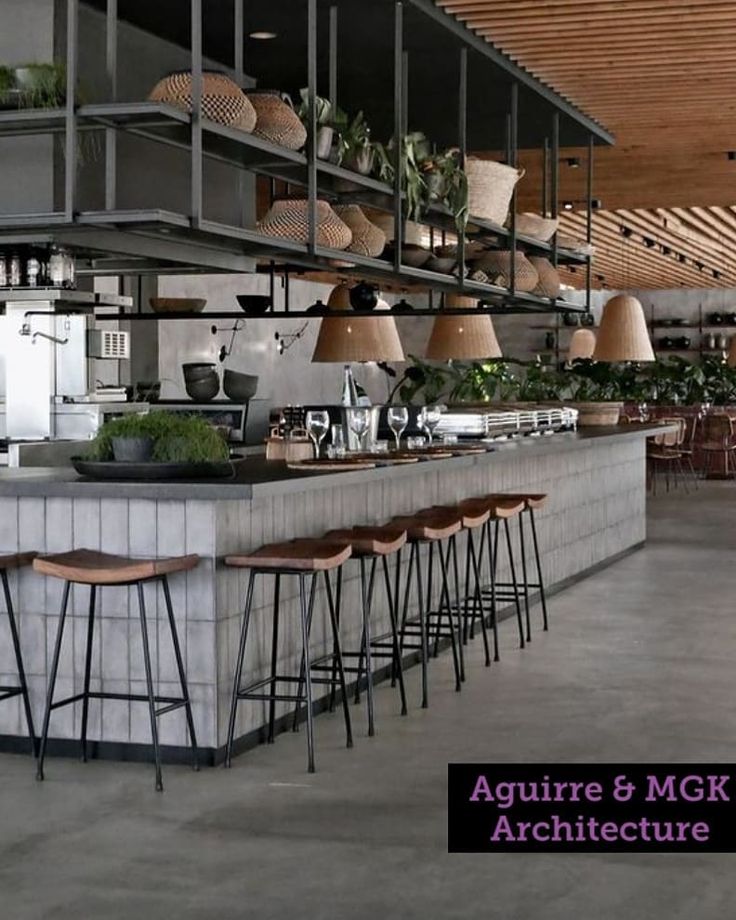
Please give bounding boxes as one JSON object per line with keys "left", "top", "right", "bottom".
{"left": 593, "top": 294, "right": 655, "bottom": 362}
{"left": 258, "top": 199, "right": 352, "bottom": 250}
{"left": 568, "top": 328, "right": 597, "bottom": 362}
{"left": 472, "top": 250, "right": 539, "bottom": 292}
{"left": 149, "top": 71, "right": 257, "bottom": 131}
{"left": 425, "top": 294, "right": 502, "bottom": 360}
{"left": 466, "top": 157, "right": 524, "bottom": 226}
{"left": 312, "top": 285, "right": 404, "bottom": 363}
{"left": 333, "top": 205, "right": 386, "bottom": 258}
{"left": 529, "top": 256, "right": 561, "bottom": 298}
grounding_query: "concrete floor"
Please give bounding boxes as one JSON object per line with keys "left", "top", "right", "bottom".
{"left": 2, "top": 483, "right": 736, "bottom": 919}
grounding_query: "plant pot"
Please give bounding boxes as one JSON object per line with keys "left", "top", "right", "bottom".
{"left": 316, "top": 125, "right": 334, "bottom": 160}
{"left": 345, "top": 146, "right": 374, "bottom": 175}
{"left": 223, "top": 369, "right": 259, "bottom": 401}
{"left": 571, "top": 401, "right": 623, "bottom": 426}
{"left": 111, "top": 436, "right": 154, "bottom": 463}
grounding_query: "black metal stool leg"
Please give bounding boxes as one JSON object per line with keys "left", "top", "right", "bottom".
{"left": 1, "top": 570, "right": 37, "bottom": 756}
{"left": 137, "top": 582, "right": 163, "bottom": 792}
{"left": 354, "top": 557, "right": 377, "bottom": 708}
{"left": 485, "top": 520, "right": 500, "bottom": 663}
{"left": 323, "top": 570, "right": 353, "bottom": 748}
{"left": 161, "top": 576, "right": 199, "bottom": 770}
{"left": 267, "top": 574, "right": 281, "bottom": 742}
{"left": 79, "top": 585, "right": 97, "bottom": 762}
{"left": 518, "top": 515, "right": 532, "bottom": 643}
{"left": 292, "top": 576, "right": 317, "bottom": 732}
{"left": 37, "top": 580, "right": 71, "bottom": 781}
{"left": 382, "top": 555, "right": 407, "bottom": 715}
{"left": 298, "top": 573, "right": 316, "bottom": 773}
{"left": 468, "top": 530, "right": 491, "bottom": 666}
{"left": 225, "top": 570, "right": 256, "bottom": 767}
{"left": 503, "top": 518, "right": 526, "bottom": 650}
{"left": 328, "top": 566, "right": 342, "bottom": 713}
{"left": 450, "top": 535, "right": 465, "bottom": 681}
{"left": 528, "top": 508, "right": 549, "bottom": 631}
{"left": 438, "top": 541, "right": 462, "bottom": 692}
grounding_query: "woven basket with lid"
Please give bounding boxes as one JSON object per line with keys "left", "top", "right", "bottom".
{"left": 515, "top": 212, "right": 559, "bottom": 242}
{"left": 257, "top": 199, "right": 352, "bottom": 250}
{"left": 465, "top": 157, "right": 524, "bottom": 226}
{"left": 333, "top": 205, "right": 386, "bottom": 258}
{"left": 472, "top": 250, "right": 539, "bottom": 292}
{"left": 247, "top": 90, "right": 307, "bottom": 150}
{"left": 148, "top": 71, "right": 256, "bottom": 131}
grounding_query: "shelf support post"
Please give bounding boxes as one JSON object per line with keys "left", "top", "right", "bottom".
{"left": 457, "top": 46, "right": 467, "bottom": 293}
{"left": 190, "top": 0, "right": 203, "bottom": 228}
{"left": 507, "top": 81, "right": 518, "bottom": 296}
{"left": 64, "top": 0, "right": 79, "bottom": 223}
{"left": 105, "top": 0, "right": 117, "bottom": 211}
{"left": 329, "top": 6, "right": 338, "bottom": 111}
{"left": 393, "top": 2, "right": 404, "bottom": 274}
{"left": 551, "top": 112, "right": 560, "bottom": 272}
{"left": 585, "top": 132, "right": 594, "bottom": 313}
{"left": 307, "top": 0, "right": 318, "bottom": 255}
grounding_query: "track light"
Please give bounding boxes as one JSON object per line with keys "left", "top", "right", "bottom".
{"left": 643, "top": 237, "right": 656, "bottom": 248}
{"left": 250, "top": 30, "right": 278, "bottom": 39}
{"left": 621, "top": 226, "right": 633, "bottom": 238}
{"left": 565, "top": 157, "right": 581, "bottom": 168}
{"left": 728, "top": 151, "right": 736, "bottom": 161}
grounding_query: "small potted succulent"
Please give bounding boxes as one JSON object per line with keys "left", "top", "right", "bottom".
{"left": 297, "top": 89, "right": 341, "bottom": 160}
{"left": 338, "top": 110, "right": 374, "bottom": 174}
{"left": 86, "top": 412, "right": 230, "bottom": 464}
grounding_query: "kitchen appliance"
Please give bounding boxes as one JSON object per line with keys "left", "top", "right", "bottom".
{"left": 151, "top": 400, "right": 270, "bottom": 444}
{"left": 0, "top": 289, "right": 134, "bottom": 443}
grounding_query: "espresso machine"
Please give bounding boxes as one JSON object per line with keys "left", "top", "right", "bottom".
{"left": 0, "top": 289, "right": 141, "bottom": 455}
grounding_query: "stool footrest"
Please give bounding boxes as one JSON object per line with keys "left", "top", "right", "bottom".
{"left": 0, "top": 686, "right": 23, "bottom": 701}
{"left": 49, "top": 691, "right": 187, "bottom": 714}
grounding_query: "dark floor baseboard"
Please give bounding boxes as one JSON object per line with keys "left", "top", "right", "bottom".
{"left": 0, "top": 540, "right": 646, "bottom": 768}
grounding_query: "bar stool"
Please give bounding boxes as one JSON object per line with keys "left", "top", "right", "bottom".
{"left": 496, "top": 493, "right": 550, "bottom": 638}
{"left": 0, "top": 552, "right": 38, "bottom": 755}
{"left": 33, "top": 549, "right": 200, "bottom": 792}
{"left": 388, "top": 510, "right": 464, "bottom": 706}
{"left": 224, "top": 538, "right": 353, "bottom": 773}
{"left": 323, "top": 526, "right": 408, "bottom": 736}
{"left": 472, "top": 496, "right": 527, "bottom": 653}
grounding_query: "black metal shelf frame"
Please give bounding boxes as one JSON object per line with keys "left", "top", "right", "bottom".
{"left": 0, "top": 0, "right": 607, "bottom": 317}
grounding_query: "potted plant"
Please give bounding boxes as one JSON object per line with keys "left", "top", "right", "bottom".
{"left": 297, "top": 89, "right": 342, "bottom": 160}
{"left": 0, "top": 61, "right": 66, "bottom": 109}
{"left": 86, "top": 412, "right": 230, "bottom": 464}
{"left": 338, "top": 109, "right": 374, "bottom": 174}
{"left": 421, "top": 147, "right": 469, "bottom": 232}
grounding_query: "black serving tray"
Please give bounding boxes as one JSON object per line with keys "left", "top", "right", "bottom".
{"left": 72, "top": 456, "right": 242, "bottom": 481}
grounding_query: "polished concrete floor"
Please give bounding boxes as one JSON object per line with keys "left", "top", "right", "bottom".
{"left": 2, "top": 483, "right": 736, "bottom": 919}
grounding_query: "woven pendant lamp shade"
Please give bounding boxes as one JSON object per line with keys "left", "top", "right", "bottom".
{"left": 312, "top": 285, "right": 405, "bottom": 363}
{"left": 593, "top": 294, "right": 655, "bottom": 362}
{"left": 568, "top": 328, "right": 597, "bottom": 362}
{"left": 425, "top": 294, "right": 502, "bottom": 360}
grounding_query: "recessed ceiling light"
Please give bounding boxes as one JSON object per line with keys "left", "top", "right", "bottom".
{"left": 562, "top": 201, "right": 573, "bottom": 211}
{"left": 249, "top": 30, "right": 277, "bottom": 40}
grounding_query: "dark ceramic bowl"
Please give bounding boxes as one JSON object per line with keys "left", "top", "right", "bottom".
{"left": 185, "top": 375, "right": 220, "bottom": 401}
{"left": 236, "top": 295, "right": 272, "bottom": 315}
{"left": 183, "top": 362, "right": 217, "bottom": 380}
{"left": 223, "top": 369, "right": 258, "bottom": 401}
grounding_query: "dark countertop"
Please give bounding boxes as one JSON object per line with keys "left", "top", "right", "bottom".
{"left": 0, "top": 424, "right": 666, "bottom": 501}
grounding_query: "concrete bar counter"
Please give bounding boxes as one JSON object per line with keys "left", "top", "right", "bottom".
{"left": 0, "top": 426, "right": 657, "bottom": 763}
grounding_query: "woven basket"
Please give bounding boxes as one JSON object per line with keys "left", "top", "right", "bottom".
{"left": 572, "top": 401, "right": 623, "bottom": 427}
{"left": 148, "top": 71, "right": 256, "bottom": 131}
{"left": 529, "top": 257, "right": 561, "bottom": 298}
{"left": 258, "top": 199, "right": 352, "bottom": 250}
{"left": 557, "top": 234, "right": 596, "bottom": 256}
{"left": 247, "top": 90, "right": 307, "bottom": 150}
{"left": 333, "top": 205, "right": 386, "bottom": 258}
{"left": 472, "top": 250, "right": 539, "bottom": 292}
{"left": 465, "top": 157, "right": 524, "bottom": 225}
{"left": 515, "top": 212, "right": 559, "bottom": 242}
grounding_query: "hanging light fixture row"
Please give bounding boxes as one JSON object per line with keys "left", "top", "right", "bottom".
{"left": 619, "top": 226, "right": 722, "bottom": 278}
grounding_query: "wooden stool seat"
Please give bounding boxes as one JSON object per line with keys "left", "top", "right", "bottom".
{"left": 389, "top": 514, "right": 462, "bottom": 542}
{"left": 452, "top": 500, "right": 492, "bottom": 529}
{"left": 500, "top": 493, "right": 548, "bottom": 511}
{"left": 33, "top": 549, "right": 199, "bottom": 586}
{"left": 225, "top": 539, "right": 351, "bottom": 572}
{"left": 0, "top": 552, "right": 37, "bottom": 571}
{"left": 476, "top": 495, "right": 525, "bottom": 519}
{"left": 323, "top": 527, "right": 407, "bottom": 557}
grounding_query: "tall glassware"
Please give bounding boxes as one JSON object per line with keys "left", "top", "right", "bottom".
{"left": 306, "top": 409, "right": 330, "bottom": 458}
{"left": 419, "top": 405, "right": 444, "bottom": 445}
{"left": 347, "top": 406, "right": 371, "bottom": 452}
{"left": 387, "top": 406, "right": 409, "bottom": 451}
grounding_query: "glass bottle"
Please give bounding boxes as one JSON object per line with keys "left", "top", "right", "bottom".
{"left": 341, "top": 364, "right": 359, "bottom": 407}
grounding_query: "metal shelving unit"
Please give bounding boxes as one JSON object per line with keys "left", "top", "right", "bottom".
{"left": 0, "top": 0, "right": 612, "bottom": 317}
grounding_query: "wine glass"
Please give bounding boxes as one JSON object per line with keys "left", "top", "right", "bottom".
{"left": 387, "top": 407, "right": 409, "bottom": 451}
{"left": 347, "top": 407, "right": 371, "bottom": 452}
{"left": 306, "top": 410, "right": 330, "bottom": 459}
{"left": 419, "top": 404, "right": 445, "bottom": 445}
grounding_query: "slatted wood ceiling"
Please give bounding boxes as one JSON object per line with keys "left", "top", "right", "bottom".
{"left": 437, "top": 0, "right": 736, "bottom": 289}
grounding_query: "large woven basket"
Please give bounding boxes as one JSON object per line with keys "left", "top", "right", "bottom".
{"left": 472, "top": 250, "right": 539, "bottom": 292}
{"left": 258, "top": 199, "right": 352, "bottom": 250}
{"left": 572, "top": 401, "right": 623, "bottom": 426}
{"left": 465, "top": 157, "right": 524, "bottom": 225}
{"left": 149, "top": 71, "right": 256, "bottom": 131}
{"left": 515, "top": 212, "right": 559, "bottom": 242}
{"left": 247, "top": 90, "right": 307, "bottom": 150}
{"left": 529, "top": 256, "right": 561, "bottom": 298}
{"left": 333, "top": 205, "right": 386, "bottom": 258}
